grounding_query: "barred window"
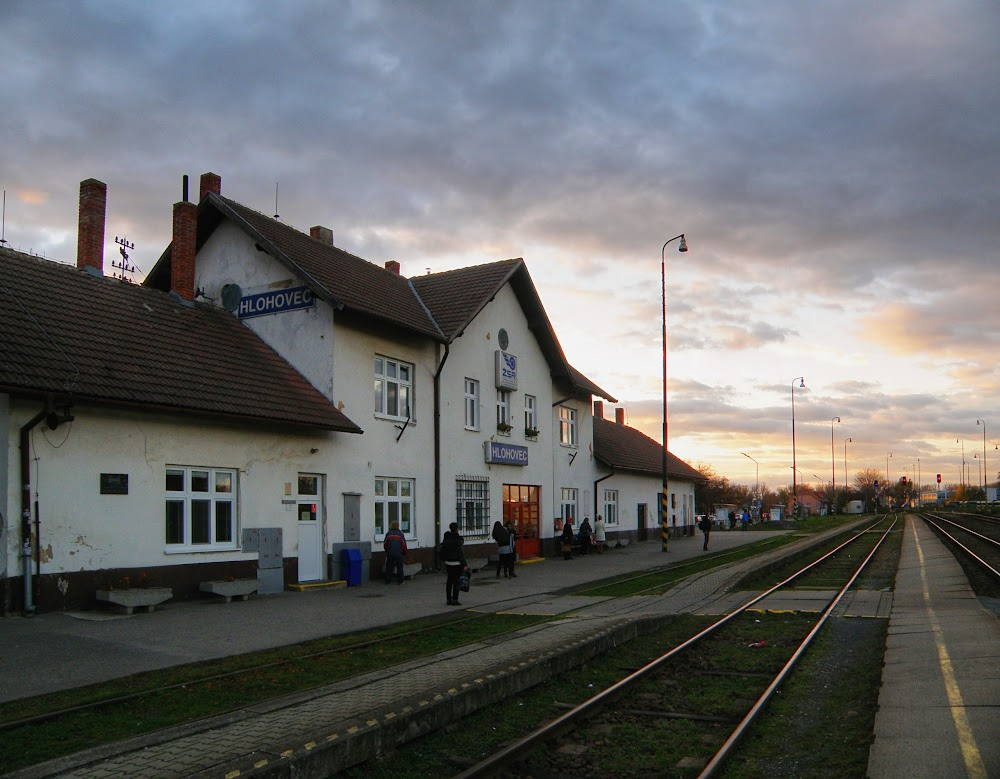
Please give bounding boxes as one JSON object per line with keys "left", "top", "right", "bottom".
{"left": 456, "top": 476, "right": 490, "bottom": 537}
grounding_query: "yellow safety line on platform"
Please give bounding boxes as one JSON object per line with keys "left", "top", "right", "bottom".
{"left": 515, "top": 557, "right": 545, "bottom": 565}
{"left": 911, "top": 521, "right": 987, "bottom": 779}
{"left": 286, "top": 580, "right": 347, "bottom": 592}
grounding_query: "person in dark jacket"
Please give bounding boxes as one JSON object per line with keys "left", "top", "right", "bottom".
{"left": 560, "top": 520, "right": 574, "bottom": 560}
{"left": 492, "top": 520, "right": 517, "bottom": 578}
{"left": 503, "top": 520, "right": 518, "bottom": 577}
{"left": 578, "top": 517, "right": 593, "bottom": 555}
{"left": 698, "top": 514, "right": 712, "bottom": 551}
{"left": 440, "top": 522, "right": 469, "bottom": 605}
{"left": 383, "top": 521, "right": 408, "bottom": 584}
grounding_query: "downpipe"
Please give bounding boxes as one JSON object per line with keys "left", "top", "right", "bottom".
{"left": 19, "top": 408, "right": 47, "bottom": 615}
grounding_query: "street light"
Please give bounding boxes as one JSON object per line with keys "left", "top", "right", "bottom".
{"left": 957, "top": 439, "right": 965, "bottom": 497}
{"left": 917, "top": 458, "right": 921, "bottom": 507}
{"left": 977, "top": 419, "right": 987, "bottom": 492}
{"left": 830, "top": 416, "right": 841, "bottom": 510}
{"left": 973, "top": 453, "right": 981, "bottom": 495}
{"left": 885, "top": 452, "right": 892, "bottom": 509}
{"left": 740, "top": 452, "right": 759, "bottom": 499}
{"left": 660, "top": 233, "right": 687, "bottom": 552}
{"left": 844, "top": 438, "right": 852, "bottom": 495}
{"left": 791, "top": 376, "right": 805, "bottom": 517}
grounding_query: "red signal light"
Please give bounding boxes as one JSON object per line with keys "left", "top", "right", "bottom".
{"left": 936, "top": 474, "right": 941, "bottom": 483}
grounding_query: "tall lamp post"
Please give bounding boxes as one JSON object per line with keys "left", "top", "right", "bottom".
{"left": 885, "top": 452, "right": 892, "bottom": 509}
{"left": 844, "top": 438, "right": 852, "bottom": 494}
{"left": 830, "top": 416, "right": 841, "bottom": 508}
{"left": 660, "top": 233, "right": 687, "bottom": 552}
{"left": 956, "top": 439, "right": 965, "bottom": 498}
{"left": 973, "top": 454, "right": 981, "bottom": 495}
{"left": 741, "top": 452, "right": 759, "bottom": 499}
{"left": 791, "top": 376, "right": 805, "bottom": 517}
{"left": 977, "top": 419, "right": 987, "bottom": 493}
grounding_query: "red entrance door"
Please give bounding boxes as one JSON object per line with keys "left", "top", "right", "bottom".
{"left": 503, "top": 484, "right": 540, "bottom": 559}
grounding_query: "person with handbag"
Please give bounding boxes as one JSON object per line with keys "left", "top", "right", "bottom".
{"left": 440, "top": 522, "right": 469, "bottom": 606}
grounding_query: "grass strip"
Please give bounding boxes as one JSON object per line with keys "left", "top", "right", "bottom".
{"left": 0, "top": 613, "right": 546, "bottom": 772}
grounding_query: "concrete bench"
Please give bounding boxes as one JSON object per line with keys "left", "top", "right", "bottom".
{"left": 615, "top": 539, "right": 630, "bottom": 549}
{"left": 402, "top": 563, "right": 423, "bottom": 579}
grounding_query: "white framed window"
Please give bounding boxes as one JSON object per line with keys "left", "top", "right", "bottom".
{"left": 524, "top": 394, "right": 537, "bottom": 434}
{"left": 456, "top": 476, "right": 489, "bottom": 537}
{"left": 603, "top": 489, "right": 619, "bottom": 526}
{"left": 559, "top": 406, "right": 577, "bottom": 446}
{"left": 165, "top": 466, "right": 237, "bottom": 550}
{"left": 496, "top": 389, "right": 511, "bottom": 432}
{"left": 464, "top": 378, "right": 480, "bottom": 430}
{"left": 374, "top": 477, "right": 413, "bottom": 536}
{"left": 560, "top": 488, "right": 578, "bottom": 525}
{"left": 374, "top": 355, "right": 412, "bottom": 420}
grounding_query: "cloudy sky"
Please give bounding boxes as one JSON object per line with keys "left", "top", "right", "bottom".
{"left": 2, "top": 0, "right": 998, "bottom": 493}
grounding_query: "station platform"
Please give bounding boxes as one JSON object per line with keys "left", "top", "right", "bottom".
{"left": 1, "top": 517, "right": 995, "bottom": 778}
{"left": 867, "top": 516, "right": 1000, "bottom": 779}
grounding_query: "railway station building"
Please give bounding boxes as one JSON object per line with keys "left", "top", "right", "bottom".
{"left": 0, "top": 173, "right": 703, "bottom": 613}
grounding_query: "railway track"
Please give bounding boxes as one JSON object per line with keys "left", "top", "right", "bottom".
{"left": 452, "top": 516, "right": 898, "bottom": 779}
{"left": 916, "top": 511, "right": 1000, "bottom": 599}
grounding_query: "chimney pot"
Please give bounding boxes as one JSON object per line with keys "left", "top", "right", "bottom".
{"left": 76, "top": 178, "right": 107, "bottom": 274}
{"left": 384, "top": 260, "right": 400, "bottom": 275}
{"left": 593, "top": 400, "right": 604, "bottom": 419}
{"left": 199, "top": 172, "right": 221, "bottom": 201}
{"left": 310, "top": 225, "right": 334, "bottom": 246}
{"left": 615, "top": 408, "right": 625, "bottom": 425}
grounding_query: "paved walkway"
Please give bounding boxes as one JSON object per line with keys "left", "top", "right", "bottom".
{"left": 867, "top": 516, "right": 1000, "bottom": 779}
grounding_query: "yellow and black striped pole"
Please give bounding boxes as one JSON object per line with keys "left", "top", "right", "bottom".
{"left": 661, "top": 483, "right": 670, "bottom": 552}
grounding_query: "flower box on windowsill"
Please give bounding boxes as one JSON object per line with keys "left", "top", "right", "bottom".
{"left": 496, "top": 424, "right": 513, "bottom": 436}
{"left": 199, "top": 579, "right": 259, "bottom": 603}
{"left": 96, "top": 587, "right": 173, "bottom": 615}
{"left": 524, "top": 428, "right": 540, "bottom": 440}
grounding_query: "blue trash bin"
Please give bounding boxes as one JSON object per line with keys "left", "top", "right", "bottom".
{"left": 341, "top": 548, "right": 363, "bottom": 587}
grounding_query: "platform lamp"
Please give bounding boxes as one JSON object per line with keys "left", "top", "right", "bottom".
{"left": 977, "top": 419, "right": 987, "bottom": 492}
{"left": 830, "top": 416, "right": 840, "bottom": 494}
{"left": 844, "top": 438, "right": 852, "bottom": 497}
{"left": 791, "top": 377, "right": 805, "bottom": 517}
{"left": 660, "top": 233, "right": 687, "bottom": 552}
{"left": 885, "top": 452, "right": 892, "bottom": 509}
{"left": 741, "top": 452, "right": 759, "bottom": 499}
{"left": 956, "top": 439, "right": 965, "bottom": 497}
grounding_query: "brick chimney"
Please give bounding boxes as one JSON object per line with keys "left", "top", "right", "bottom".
{"left": 199, "top": 172, "right": 221, "bottom": 201}
{"left": 76, "top": 178, "right": 107, "bottom": 274}
{"left": 171, "top": 176, "right": 197, "bottom": 301}
{"left": 310, "top": 225, "right": 334, "bottom": 246}
{"left": 593, "top": 400, "right": 604, "bottom": 419}
{"left": 384, "top": 260, "right": 400, "bottom": 275}
{"left": 615, "top": 408, "right": 625, "bottom": 425}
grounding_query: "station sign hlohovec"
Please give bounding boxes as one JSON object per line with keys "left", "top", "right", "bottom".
{"left": 484, "top": 440, "right": 529, "bottom": 466}
{"left": 238, "top": 286, "right": 316, "bottom": 320}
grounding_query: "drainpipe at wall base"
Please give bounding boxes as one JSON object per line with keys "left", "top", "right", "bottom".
{"left": 433, "top": 343, "right": 451, "bottom": 571}
{"left": 20, "top": 407, "right": 48, "bottom": 614}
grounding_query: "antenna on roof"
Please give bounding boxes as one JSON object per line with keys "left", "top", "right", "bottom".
{"left": 112, "top": 235, "right": 137, "bottom": 283}
{"left": 274, "top": 182, "right": 279, "bottom": 220}
{"left": 1, "top": 190, "right": 7, "bottom": 245}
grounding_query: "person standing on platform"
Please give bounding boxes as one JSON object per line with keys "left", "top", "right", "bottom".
{"left": 383, "top": 521, "right": 407, "bottom": 584}
{"left": 492, "top": 521, "right": 514, "bottom": 578}
{"left": 699, "top": 513, "right": 712, "bottom": 551}
{"left": 593, "top": 514, "right": 606, "bottom": 553}
{"left": 560, "top": 520, "right": 574, "bottom": 560}
{"left": 578, "top": 517, "right": 593, "bottom": 555}
{"left": 502, "top": 520, "right": 518, "bottom": 577}
{"left": 440, "top": 522, "right": 468, "bottom": 606}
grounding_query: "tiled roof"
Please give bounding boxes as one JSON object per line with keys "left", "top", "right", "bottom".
{"left": 592, "top": 416, "right": 705, "bottom": 481}
{"left": 0, "top": 247, "right": 363, "bottom": 432}
{"left": 409, "top": 259, "right": 521, "bottom": 340}
{"left": 147, "top": 194, "right": 616, "bottom": 402}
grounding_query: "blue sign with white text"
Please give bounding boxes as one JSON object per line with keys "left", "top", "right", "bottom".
{"left": 484, "top": 441, "right": 529, "bottom": 466}
{"left": 238, "top": 286, "right": 316, "bottom": 319}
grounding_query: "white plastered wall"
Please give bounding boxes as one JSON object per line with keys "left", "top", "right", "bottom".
{"left": 3, "top": 401, "right": 331, "bottom": 580}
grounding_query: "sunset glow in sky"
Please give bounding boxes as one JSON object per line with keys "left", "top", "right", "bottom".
{"left": 2, "top": 1, "right": 998, "bottom": 492}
